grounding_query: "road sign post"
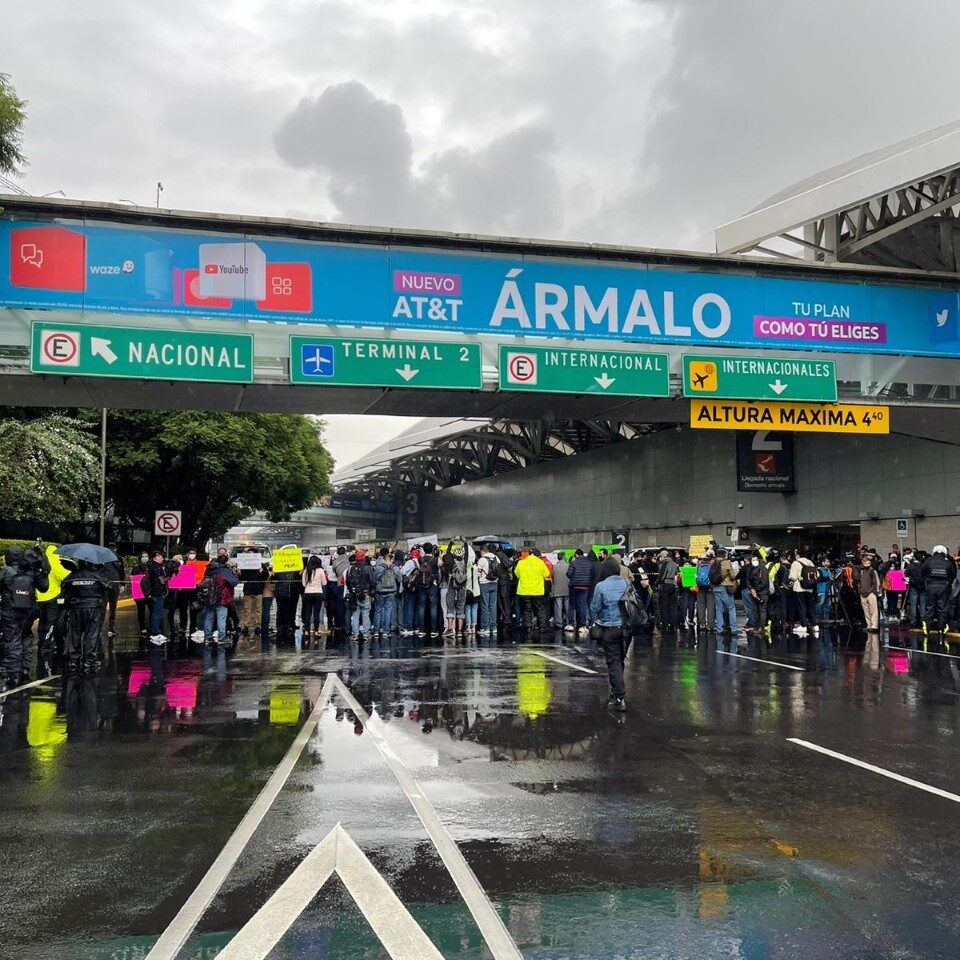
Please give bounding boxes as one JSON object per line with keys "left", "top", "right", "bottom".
{"left": 290, "top": 336, "right": 482, "bottom": 389}
{"left": 498, "top": 345, "right": 669, "bottom": 396}
{"left": 31, "top": 322, "right": 254, "bottom": 383}
{"left": 691, "top": 400, "right": 889, "bottom": 434}
{"left": 683, "top": 354, "right": 837, "bottom": 402}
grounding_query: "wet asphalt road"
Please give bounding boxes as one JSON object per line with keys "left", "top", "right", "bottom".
{"left": 2, "top": 612, "right": 960, "bottom": 959}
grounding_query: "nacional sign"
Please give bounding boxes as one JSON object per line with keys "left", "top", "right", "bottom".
{"left": 3, "top": 218, "right": 959, "bottom": 359}
{"left": 31, "top": 322, "right": 253, "bottom": 383}
{"left": 290, "top": 336, "right": 482, "bottom": 390}
{"left": 498, "top": 345, "right": 669, "bottom": 396}
{"left": 691, "top": 400, "right": 889, "bottom": 435}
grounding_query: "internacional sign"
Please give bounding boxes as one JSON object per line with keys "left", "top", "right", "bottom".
{"left": 2, "top": 217, "right": 959, "bottom": 359}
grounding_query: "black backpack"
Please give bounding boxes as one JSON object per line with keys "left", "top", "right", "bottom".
{"left": 451, "top": 559, "right": 467, "bottom": 586}
{"left": 419, "top": 556, "right": 437, "bottom": 588}
{"left": 347, "top": 563, "right": 368, "bottom": 601}
{"left": 619, "top": 584, "right": 648, "bottom": 632}
{"left": 196, "top": 570, "right": 217, "bottom": 607}
{"left": 708, "top": 560, "right": 724, "bottom": 587}
{"left": 800, "top": 562, "right": 819, "bottom": 589}
{"left": 401, "top": 564, "right": 421, "bottom": 591}
{"left": 485, "top": 556, "right": 501, "bottom": 581}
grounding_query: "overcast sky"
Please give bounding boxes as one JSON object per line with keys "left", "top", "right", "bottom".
{"left": 7, "top": 0, "right": 960, "bottom": 468}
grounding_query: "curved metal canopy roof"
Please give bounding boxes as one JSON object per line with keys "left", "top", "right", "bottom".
{"left": 716, "top": 118, "right": 960, "bottom": 270}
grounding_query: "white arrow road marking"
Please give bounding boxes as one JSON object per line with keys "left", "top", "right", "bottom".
{"left": 769, "top": 379, "right": 788, "bottom": 395}
{"left": 90, "top": 337, "right": 117, "bottom": 364}
{"left": 594, "top": 373, "right": 616, "bottom": 389}
{"left": 396, "top": 364, "right": 419, "bottom": 382}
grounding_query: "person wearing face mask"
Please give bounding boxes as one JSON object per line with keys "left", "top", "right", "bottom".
{"left": 740, "top": 551, "right": 769, "bottom": 634}
{"left": 176, "top": 547, "right": 200, "bottom": 639}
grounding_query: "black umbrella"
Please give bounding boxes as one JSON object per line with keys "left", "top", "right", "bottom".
{"left": 55, "top": 543, "right": 119, "bottom": 564}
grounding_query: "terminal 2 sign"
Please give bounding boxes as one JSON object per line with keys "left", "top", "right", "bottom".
{"left": 2, "top": 218, "right": 959, "bottom": 359}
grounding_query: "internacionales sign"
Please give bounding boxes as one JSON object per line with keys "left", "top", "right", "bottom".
{"left": 690, "top": 400, "right": 889, "bottom": 434}
{"left": 683, "top": 354, "right": 837, "bottom": 402}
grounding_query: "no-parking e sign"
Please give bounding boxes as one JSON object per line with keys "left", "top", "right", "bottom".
{"left": 154, "top": 510, "right": 182, "bottom": 537}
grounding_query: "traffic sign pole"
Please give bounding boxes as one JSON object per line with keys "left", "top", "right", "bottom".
{"left": 683, "top": 354, "right": 837, "bottom": 402}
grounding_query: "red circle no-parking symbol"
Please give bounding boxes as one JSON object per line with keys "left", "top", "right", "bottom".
{"left": 507, "top": 352, "right": 537, "bottom": 385}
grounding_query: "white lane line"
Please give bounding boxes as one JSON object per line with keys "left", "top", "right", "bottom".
{"left": 146, "top": 673, "right": 336, "bottom": 960}
{"left": 525, "top": 650, "right": 598, "bottom": 675}
{"left": 887, "top": 645, "right": 960, "bottom": 660}
{"left": 716, "top": 650, "right": 805, "bottom": 671}
{"left": 788, "top": 738, "right": 960, "bottom": 805}
{"left": 0, "top": 675, "right": 61, "bottom": 699}
{"left": 332, "top": 676, "right": 523, "bottom": 960}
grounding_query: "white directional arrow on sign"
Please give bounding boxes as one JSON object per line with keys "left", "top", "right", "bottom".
{"left": 91, "top": 337, "right": 117, "bottom": 364}
{"left": 769, "top": 379, "right": 788, "bottom": 395}
{"left": 594, "top": 374, "right": 616, "bottom": 389}
{"left": 396, "top": 364, "right": 419, "bottom": 382}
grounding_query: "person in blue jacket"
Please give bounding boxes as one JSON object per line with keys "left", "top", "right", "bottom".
{"left": 590, "top": 558, "right": 628, "bottom": 712}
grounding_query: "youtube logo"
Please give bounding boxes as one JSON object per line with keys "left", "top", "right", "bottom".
{"left": 10, "top": 226, "right": 87, "bottom": 292}
{"left": 204, "top": 263, "right": 219, "bottom": 275}
{"left": 255, "top": 262, "right": 313, "bottom": 314}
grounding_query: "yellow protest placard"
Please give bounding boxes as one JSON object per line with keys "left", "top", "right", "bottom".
{"left": 271, "top": 546, "right": 304, "bottom": 573}
{"left": 690, "top": 400, "right": 889, "bottom": 435}
{"left": 689, "top": 534, "right": 713, "bottom": 556}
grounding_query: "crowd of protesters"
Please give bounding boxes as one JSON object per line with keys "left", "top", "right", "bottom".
{"left": 6, "top": 534, "right": 960, "bottom": 699}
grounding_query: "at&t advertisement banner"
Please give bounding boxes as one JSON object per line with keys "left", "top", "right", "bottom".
{"left": 2, "top": 216, "right": 959, "bottom": 358}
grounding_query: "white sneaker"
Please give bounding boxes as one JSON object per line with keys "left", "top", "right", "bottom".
{"left": 812, "top": 625, "right": 820, "bottom": 635}
{"left": 149, "top": 634, "right": 167, "bottom": 646}
{"left": 563, "top": 624, "right": 575, "bottom": 632}
{"left": 190, "top": 630, "right": 205, "bottom": 643}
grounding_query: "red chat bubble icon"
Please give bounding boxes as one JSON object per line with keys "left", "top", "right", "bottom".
{"left": 10, "top": 227, "right": 86, "bottom": 292}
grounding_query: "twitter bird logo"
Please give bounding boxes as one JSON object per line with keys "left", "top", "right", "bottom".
{"left": 937, "top": 308, "right": 949, "bottom": 327}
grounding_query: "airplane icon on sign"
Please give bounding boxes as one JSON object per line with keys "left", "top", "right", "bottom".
{"left": 689, "top": 361, "right": 718, "bottom": 392}
{"left": 302, "top": 344, "right": 335, "bottom": 378}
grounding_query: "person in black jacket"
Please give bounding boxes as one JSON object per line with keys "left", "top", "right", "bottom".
{"left": 741, "top": 551, "right": 770, "bottom": 633}
{"left": 62, "top": 560, "right": 113, "bottom": 675}
{"left": 142, "top": 549, "right": 175, "bottom": 645}
{"left": 1, "top": 545, "right": 49, "bottom": 687}
{"left": 921, "top": 546, "right": 956, "bottom": 634}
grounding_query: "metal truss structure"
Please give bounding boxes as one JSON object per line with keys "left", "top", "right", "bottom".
{"left": 716, "top": 119, "right": 960, "bottom": 271}
{"left": 334, "top": 418, "right": 667, "bottom": 499}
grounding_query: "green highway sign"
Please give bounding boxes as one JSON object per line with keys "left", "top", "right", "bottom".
{"left": 290, "top": 336, "right": 482, "bottom": 389}
{"left": 682, "top": 353, "right": 837, "bottom": 402}
{"left": 31, "top": 322, "right": 254, "bottom": 383}
{"left": 498, "top": 344, "right": 670, "bottom": 397}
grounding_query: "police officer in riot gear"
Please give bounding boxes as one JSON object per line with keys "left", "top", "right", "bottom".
{"left": 921, "top": 545, "right": 957, "bottom": 635}
{"left": 1, "top": 545, "right": 49, "bottom": 688}
{"left": 61, "top": 560, "right": 113, "bottom": 675}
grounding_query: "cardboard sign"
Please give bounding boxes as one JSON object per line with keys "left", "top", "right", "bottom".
{"left": 887, "top": 569, "right": 906, "bottom": 592}
{"left": 130, "top": 573, "right": 145, "bottom": 600}
{"left": 408, "top": 534, "right": 439, "bottom": 551}
{"left": 689, "top": 535, "right": 714, "bottom": 557}
{"left": 680, "top": 566, "right": 698, "bottom": 588}
{"left": 272, "top": 547, "right": 304, "bottom": 573}
{"left": 235, "top": 553, "right": 263, "bottom": 571}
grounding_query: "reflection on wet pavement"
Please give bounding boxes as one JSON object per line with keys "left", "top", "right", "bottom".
{"left": 1, "top": 613, "right": 960, "bottom": 958}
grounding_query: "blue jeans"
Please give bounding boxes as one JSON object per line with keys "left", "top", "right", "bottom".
{"left": 571, "top": 588, "right": 590, "bottom": 629}
{"left": 373, "top": 593, "right": 396, "bottom": 634}
{"left": 351, "top": 599, "right": 371, "bottom": 636}
{"left": 907, "top": 587, "right": 926, "bottom": 625}
{"left": 401, "top": 590, "right": 420, "bottom": 631}
{"left": 417, "top": 583, "right": 440, "bottom": 634}
{"left": 553, "top": 595, "right": 568, "bottom": 627}
{"left": 742, "top": 592, "right": 757, "bottom": 628}
{"left": 203, "top": 604, "right": 228, "bottom": 641}
{"left": 715, "top": 589, "right": 737, "bottom": 631}
{"left": 479, "top": 582, "right": 498, "bottom": 633}
{"left": 465, "top": 602, "right": 478, "bottom": 628}
{"left": 149, "top": 596, "right": 165, "bottom": 635}
{"left": 815, "top": 593, "right": 832, "bottom": 621}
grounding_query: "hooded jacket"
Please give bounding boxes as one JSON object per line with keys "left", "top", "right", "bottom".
{"left": 36, "top": 545, "right": 71, "bottom": 603}
{"left": 590, "top": 559, "right": 627, "bottom": 626}
{"left": 0, "top": 546, "right": 49, "bottom": 609}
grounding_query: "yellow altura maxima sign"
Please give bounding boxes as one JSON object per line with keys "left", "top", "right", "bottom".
{"left": 690, "top": 399, "right": 889, "bottom": 434}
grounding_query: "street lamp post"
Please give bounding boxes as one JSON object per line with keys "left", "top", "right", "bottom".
{"left": 99, "top": 408, "right": 107, "bottom": 546}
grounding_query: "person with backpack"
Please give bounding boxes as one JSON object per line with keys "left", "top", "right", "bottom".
{"left": 463, "top": 547, "right": 480, "bottom": 639}
{"left": 0, "top": 545, "right": 49, "bottom": 688}
{"left": 741, "top": 550, "right": 770, "bottom": 634}
{"left": 439, "top": 543, "right": 457, "bottom": 637}
{"left": 301, "top": 554, "right": 328, "bottom": 646}
{"left": 568, "top": 548, "right": 595, "bottom": 636}
{"left": 789, "top": 547, "right": 818, "bottom": 636}
{"left": 921, "top": 545, "right": 956, "bottom": 635}
{"left": 373, "top": 547, "right": 399, "bottom": 640}
{"left": 711, "top": 548, "right": 738, "bottom": 634}
{"left": 273, "top": 565, "right": 302, "bottom": 645}
{"left": 416, "top": 544, "right": 441, "bottom": 638}
{"left": 446, "top": 546, "right": 468, "bottom": 639}
{"left": 399, "top": 547, "right": 422, "bottom": 636}
{"left": 347, "top": 550, "right": 376, "bottom": 640}
{"left": 476, "top": 545, "right": 500, "bottom": 638}
{"left": 199, "top": 554, "right": 238, "bottom": 646}
{"left": 590, "top": 557, "right": 629, "bottom": 712}
{"left": 695, "top": 551, "right": 715, "bottom": 632}
{"left": 496, "top": 547, "right": 516, "bottom": 632}
{"left": 656, "top": 550, "right": 679, "bottom": 633}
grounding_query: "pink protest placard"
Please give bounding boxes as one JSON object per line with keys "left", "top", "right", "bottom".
{"left": 887, "top": 569, "right": 906, "bottom": 592}
{"left": 167, "top": 564, "right": 199, "bottom": 590}
{"left": 131, "top": 574, "right": 145, "bottom": 600}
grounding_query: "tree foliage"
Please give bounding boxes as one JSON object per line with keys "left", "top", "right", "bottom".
{"left": 0, "top": 415, "right": 98, "bottom": 525}
{"left": 0, "top": 73, "right": 27, "bottom": 175}
{"left": 100, "top": 411, "right": 333, "bottom": 547}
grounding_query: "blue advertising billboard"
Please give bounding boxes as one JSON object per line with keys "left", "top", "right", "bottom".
{"left": 1, "top": 216, "right": 958, "bottom": 357}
